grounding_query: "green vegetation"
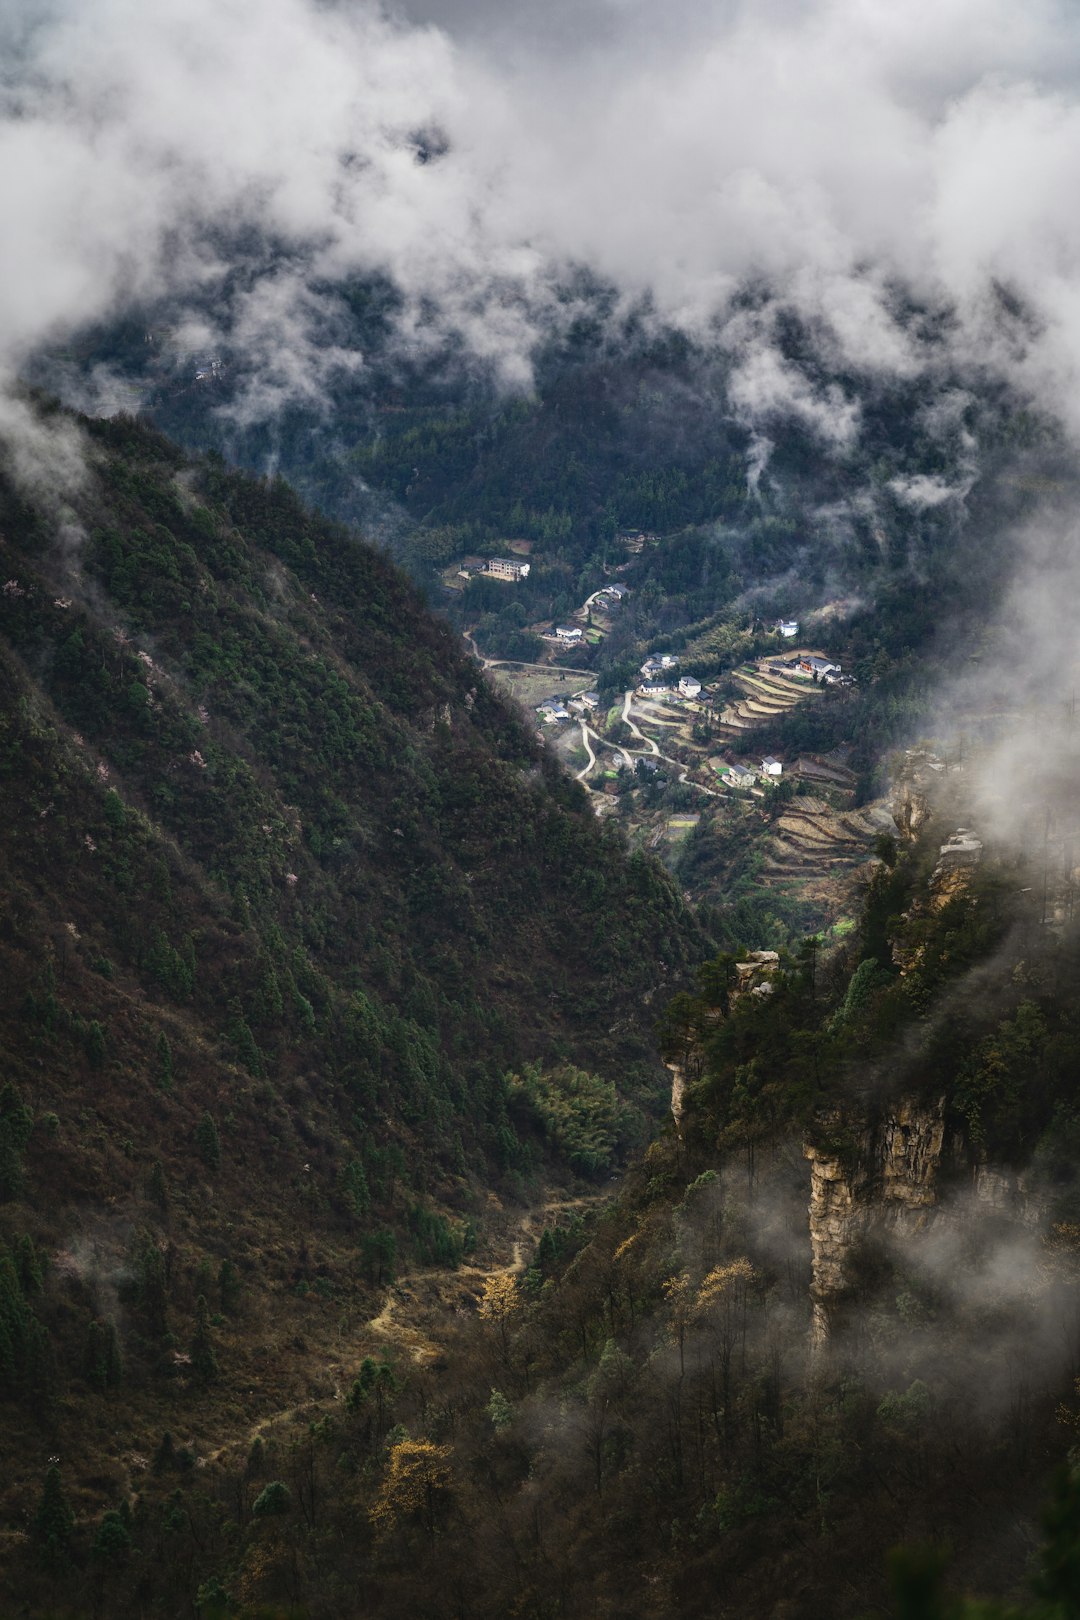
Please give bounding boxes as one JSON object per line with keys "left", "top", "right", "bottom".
{"left": 0, "top": 400, "right": 711, "bottom": 1613}
{"left": 7, "top": 833, "right": 1072, "bottom": 1617}
{"left": 507, "top": 1062, "right": 622, "bottom": 1176}
{"left": 1, "top": 358, "right": 1077, "bottom": 1616}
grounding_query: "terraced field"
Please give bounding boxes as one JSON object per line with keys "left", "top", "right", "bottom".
{"left": 714, "top": 660, "right": 819, "bottom": 737}
{"left": 762, "top": 795, "right": 895, "bottom": 901}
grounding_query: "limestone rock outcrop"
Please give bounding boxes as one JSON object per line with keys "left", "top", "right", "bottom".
{"left": 805, "top": 1095, "right": 946, "bottom": 1345}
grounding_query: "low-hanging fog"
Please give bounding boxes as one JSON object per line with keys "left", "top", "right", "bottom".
{"left": 6, "top": 0, "right": 1080, "bottom": 856}
{"left": 4, "top": 0, "right": 1080, "bottom": 441}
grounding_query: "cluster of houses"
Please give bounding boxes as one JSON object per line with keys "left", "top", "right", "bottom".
{"left": 537, "top": 689, "right": 600, "bottom": 724}
{"left": 593, "top": 582, "right": 629, "bottom": 612}
{"left": 767, "top": 652, "right": 853, "bottom": 686}
{"left": 636, "top": 653, "right": 704, "bottom": 701}
{"left": 719, "top": 755, "right": 784, "bottom": 789}
{"left": 640, "top": 652, "right": 679, "bottom": 677}
{"left": 639, "top": 673, "right": 704, "bottom": 700}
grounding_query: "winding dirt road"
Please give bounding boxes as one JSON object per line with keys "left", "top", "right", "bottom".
{"left": 463, "top": 630, "right": 591, "bottom": 679}
{"left": 201, "top": 1192, "right": 608, "bottom": 1470}
{"left": 365, "top": 1192, "right": 607, "bottom": 1365}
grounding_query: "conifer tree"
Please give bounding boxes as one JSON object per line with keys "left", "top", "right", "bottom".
{"left": 85, "top": 1020, "right": 107, "bottom": 1069}
{"left": 91, "top": 1507, "right": 131, "bottom": 1567}
{"left": 195, "top": 1112, "right": 221, "bottom": 1172}
{"left": 0, "top": 1252, "right": 29, "bottom": 1394}
{"left": 156, "top": 1031, "right": 173, "bottom": 1092}
{"left": 251, "top": 1480, "right": 291, "bottom": 1518}
{"left": 0, "top": 1083, "right": 33, "bottom": 1200}
{"left": 227, "top": 1000, "right": 264, "bottom": 1077}
{"left": 136, "top": 1232, "right": 168, "bottom": 1336}
{"left": 341, "top": 1157, "right": 370, "bottom": 1218}
{"left": 32, "top": 1464, "right": 74, "bottom": 1569}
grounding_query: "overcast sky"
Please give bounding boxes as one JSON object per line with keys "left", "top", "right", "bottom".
{"left": 5, "top": 0, "right": 1080, "bottom": 460}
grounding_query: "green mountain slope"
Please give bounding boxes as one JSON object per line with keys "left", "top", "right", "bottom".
{"left": 0, "top": 404, "right": 707, "bottom": 1592}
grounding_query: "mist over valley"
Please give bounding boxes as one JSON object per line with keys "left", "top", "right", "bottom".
{"left": 5, "top": 4, "right": 1080, "bottom": 1617}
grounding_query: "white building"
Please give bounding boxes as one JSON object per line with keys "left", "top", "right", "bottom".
{"left": 799, "top": 655, "right": 840, "bottom": 679}
{"left": 760, "top": 756, "right": 784, "bottom": 779}
{"left": 678, "top": 675, "right": 702, "bottom": 698}
{"left": 774, "top": 619, "right": 799, "bottom": 638}
{"left": 640, "top": 653, "right": 679, "bottom": 677}
{"left": 724, "top": 762, "right": 757, "bottom": 788}
{"left": 555, "top": 625, "right": 583, "bottom": 644}
{"left": 484, "top": 556, "right": 531, "bottom": 581}
{"left": 570, "top": 690, "right": 600, "bottom": 712}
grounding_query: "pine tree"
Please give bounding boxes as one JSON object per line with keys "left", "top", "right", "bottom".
{"left": 85, "top": 1020, "right": 107, "bottom": 1069}
{"left": 195, "top": 1111, "right": 221, "bottom": 1172}
{"left": 156, "top": 1031, "right": 173, "bottom": 1092}
{"left": 189, "top": 1295, "right": 218, "bottom": 1386}
{"left": 152, "top": 1431, "right": 177, "bottom": 1475}
{"left": 0, "top": 1252, "right": 29, "bottom": 1394}
{"left": 91, "top": 1507, "right": 131, "bottom": 1567}
{"left": 32, "top": 1464, "right": 74, "bottom": 1569}
{"left": 256, "top": 963, "right": 284, "bottom": 1022}
{"left": 227, "top": 1000, "right": 264, "bottom": 1077}
{"left": 341, "top": 1157, "right": 370, "bottom": 1218}
{"left": 0, "top": 1083, "right": 34, "bottom": 1200}
{"left": 361, "top": 1228, "right": 396, "bottom": 1286}
{"left": 136, "top": 1232, "right": 168, "bottom": 1336}
{"left": 251, "top": 1481, "right": 291, "bottom": 1518}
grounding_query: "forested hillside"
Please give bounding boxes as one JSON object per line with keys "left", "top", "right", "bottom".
{"left": 7, "top": 725, "right": 1080, "bottom": 1617}
{"left": 0, "top": 401, "right": 709, "bottom": 1609}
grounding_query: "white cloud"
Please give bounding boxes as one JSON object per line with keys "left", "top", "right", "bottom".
{"left": 5, "top": 0, "right": 1080, "bottom": 441}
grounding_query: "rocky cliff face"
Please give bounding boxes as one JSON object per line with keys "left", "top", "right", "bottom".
{"left": 668, "top": 955, "right": 779, "bottom": 1124}
{"left": 804, "top": 1096, "right": 1047, "bottom": 1344}
{"left": 890, "top": 752, "right": 941, "bottom": 843}
{"left": 805, "top": 1095, "right": 947, "bottom": 1345}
